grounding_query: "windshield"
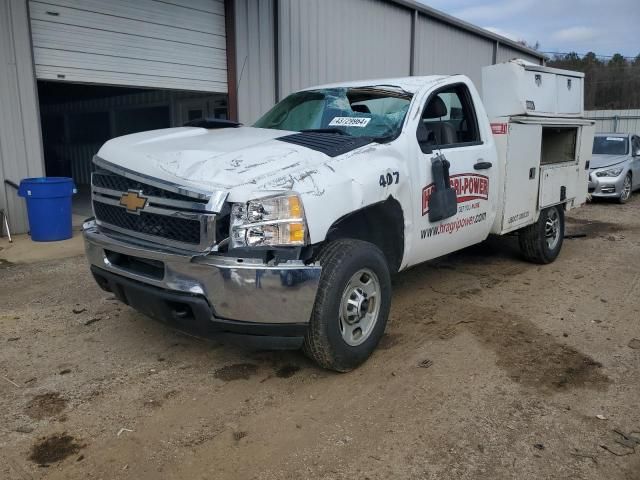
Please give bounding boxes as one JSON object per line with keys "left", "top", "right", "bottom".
{"left": 253, "top": 87, "right": 412, "bottom": 140}
{"left": 593, "top": 136, "right": 629, "bottom": 155}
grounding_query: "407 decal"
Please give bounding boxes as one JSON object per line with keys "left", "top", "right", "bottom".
{"left": 422, "top": 173, "right": 489, "bottom": 216}
{"left": 379, "top": 171, "right": 399, "bottom": 187}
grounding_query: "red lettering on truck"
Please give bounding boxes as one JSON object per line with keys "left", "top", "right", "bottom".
{"left": 422, "top": 173, "right": 489, "bottom": 216}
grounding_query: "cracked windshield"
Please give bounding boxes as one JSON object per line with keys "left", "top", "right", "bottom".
{"left": 254, "top": 87, "right": 412, "bottom": 140}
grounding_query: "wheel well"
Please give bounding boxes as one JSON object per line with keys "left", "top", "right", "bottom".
{"left": 322, "top": 197, "right": 405, "bottom": 273}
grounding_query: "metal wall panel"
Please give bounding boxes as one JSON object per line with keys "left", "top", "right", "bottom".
{"left": 233, "top": 0, "right": 276, "bottom": 123}
{"left": 586, "top": 109, "right": 640, "bottom": 135}
{"left": 496, "top": 44, "right": 542, "bottom": 65}
{"left": 161, "top": 0, "right": 225, "bottom": 15}
{"left": 29, "top": 0, "right": 228, "bottom": 92}
{"left": 414, "top": 14, "right": 494, "bottom": 87}
{"left": 233, "top": 0, "right": 546, "bottom": 126}
{"left": 277, "top": 0, "right": 413, "bottom": 98}
{"left": 0, "top": 0, "right": 46, "bottom": 235}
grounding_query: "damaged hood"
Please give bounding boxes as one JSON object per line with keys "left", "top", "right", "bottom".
{"left": 590, "top": 154, "right": 629, "bottom": 170}
{"left": 97, "top": 126, "right": 343, "bottom": 196}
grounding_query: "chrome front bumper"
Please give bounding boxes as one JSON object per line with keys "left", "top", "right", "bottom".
{"left": 83, "top": 221, "right": 321, "bottom": 327}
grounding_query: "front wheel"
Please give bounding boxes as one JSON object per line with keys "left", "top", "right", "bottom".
{"left": 518, "top": 205, "right": 564, "bottom": 264}
{"left": 303, "top": 239, "right": 391, "bottom": 372}
{"left": 618, "top": 173, "right": 632, "bottom": 204}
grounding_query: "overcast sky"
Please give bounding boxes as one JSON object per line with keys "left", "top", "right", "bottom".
{"left": 421, "top": 0, "right": 639, "bottom": 59}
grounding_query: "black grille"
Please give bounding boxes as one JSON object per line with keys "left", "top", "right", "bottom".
{"left": 93, "top": 172, "right": 208, "bottom": 204}
{"left": 94, "top": 202, "right": 201, "bottom": 245}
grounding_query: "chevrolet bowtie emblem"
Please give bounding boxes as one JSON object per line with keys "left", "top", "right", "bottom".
{"left": 119, "top": 190, "right": 148, "bottom": 214}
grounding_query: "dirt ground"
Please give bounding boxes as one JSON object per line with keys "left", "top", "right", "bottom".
{"left": 1, "top": 197, "right": 640, "bottom": 480}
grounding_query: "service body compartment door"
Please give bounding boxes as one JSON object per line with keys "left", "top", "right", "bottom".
{"left": 575, "top": 123, "right": 595, "bottom": 207}
{"left": 539, "top": 163, "right": 581, "bottom": 208}
{"left": 539, "top": 122, "right": 593, "bottom": 209}
{"left": 556, "top": 75, "right": 583, "bottom": 115}
{"left": 501, "top": 123, "right": 541, "bottom": 233}
{"left": 523, "top": 71, "right": 557, "bottom": 114}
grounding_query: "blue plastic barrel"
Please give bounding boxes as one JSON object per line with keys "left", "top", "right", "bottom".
{"left": 18, "top": 177, "right": 76, "bottom": 241}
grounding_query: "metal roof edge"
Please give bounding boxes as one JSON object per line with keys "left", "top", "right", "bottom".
{"left": 389, "top": 0, "right": 547, "bottom": 61}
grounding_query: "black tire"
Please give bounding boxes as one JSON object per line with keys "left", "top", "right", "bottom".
{"left": 518, "top": 205, "right": 564, "bottom": 264}
{"left": 303, "top": 239, "right": 391, "bottom": 372}
{"left": 618, "top": 173, "right": 632, "bottom": 204}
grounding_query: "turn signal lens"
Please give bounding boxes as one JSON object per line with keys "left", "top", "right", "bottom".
{"left": 288, "top": 196, "right": 302, "bottom": 218}
{"left": 289, "top": 222, "right": 305, "bottom": 243}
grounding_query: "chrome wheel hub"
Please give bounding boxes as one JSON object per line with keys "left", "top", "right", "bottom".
{"left": 339, "top": 269, "right": 381, "bottom": 346}
{"left": 544, "top": 208, "right": 561, "bottom": 250}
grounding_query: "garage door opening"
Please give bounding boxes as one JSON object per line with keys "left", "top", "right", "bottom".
{"left": 37, "top": 81, "right": 228, "bottom": 216}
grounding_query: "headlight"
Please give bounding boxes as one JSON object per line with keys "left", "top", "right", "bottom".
{"left": 230, "top": 193, "right": 307, "bottom": 248}
{"left": 595, "top": 167, "right": 624, "bottom": 177}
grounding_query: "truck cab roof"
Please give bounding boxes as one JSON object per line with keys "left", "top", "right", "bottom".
{"left": 302, "top": 75, "right": 451, "bottom": 94}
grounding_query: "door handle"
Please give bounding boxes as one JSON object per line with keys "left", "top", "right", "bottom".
{"left": 474, "top": 161, "right": 492, "bottom": 170}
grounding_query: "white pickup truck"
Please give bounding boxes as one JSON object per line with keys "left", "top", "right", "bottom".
{"left": 83, "top": 60, "right": 594, "bottom": 371}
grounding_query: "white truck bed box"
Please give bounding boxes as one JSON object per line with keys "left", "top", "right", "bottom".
{"left": 482, "top": 60, "right": 585, "bottom": 118}
{"left": 490, "top": 116, "right": 595, "bottom": 235}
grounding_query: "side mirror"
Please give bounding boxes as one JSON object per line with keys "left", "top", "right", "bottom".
{"left": 634, "top": 148, "right": 640, "bottom": 157}
{"left": 428, "top": 154, "right": 457, "bottom": 223}
{"left": 416, "top": 123, "right": 432, "bottom": 154}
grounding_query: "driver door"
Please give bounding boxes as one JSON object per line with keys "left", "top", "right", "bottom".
{"left": 412, "top": 83, "right": 497, "bottom": 263}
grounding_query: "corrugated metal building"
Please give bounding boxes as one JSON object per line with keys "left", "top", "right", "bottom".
{"left": 0, "top": 0, "right": 544, "bottom": 235}
{"left": 586, "top": 110, "right": 640, "bottom": 135}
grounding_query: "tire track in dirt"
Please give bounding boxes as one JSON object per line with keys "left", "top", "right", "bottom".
{"left": 24, "top": 392, "right": 68, "bottom": 420}
{"left": 461, "top": 306, "right": 609, "bottom": 392}
{"left": 624, "top": 272, "right": 640, "bottom": 303}
{"left": 382, "top": 260, "right": 609, "bottom": 394}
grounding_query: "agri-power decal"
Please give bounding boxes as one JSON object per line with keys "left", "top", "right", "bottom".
{"left": 422, "top": 173, "right": 489, "bottom": 216}
{"left": 421, "top": 212, "right": 487, "bottom": 238}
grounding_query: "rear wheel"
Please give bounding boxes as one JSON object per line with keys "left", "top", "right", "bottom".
{"left": 518, "top": 205, "right": 564, "bottom": 264}
{"left": 618, "top": 173, "right": 632, "bottom": 204}
{"left": 303, "top": 239, "right": 391, "bottom": 372}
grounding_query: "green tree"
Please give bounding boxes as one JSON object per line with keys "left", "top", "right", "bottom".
{"left": 548, "top": 52, "right": 638, "bottom": 109}
{"left": 583, "top": 52, "right": 600, "bottom": 66}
